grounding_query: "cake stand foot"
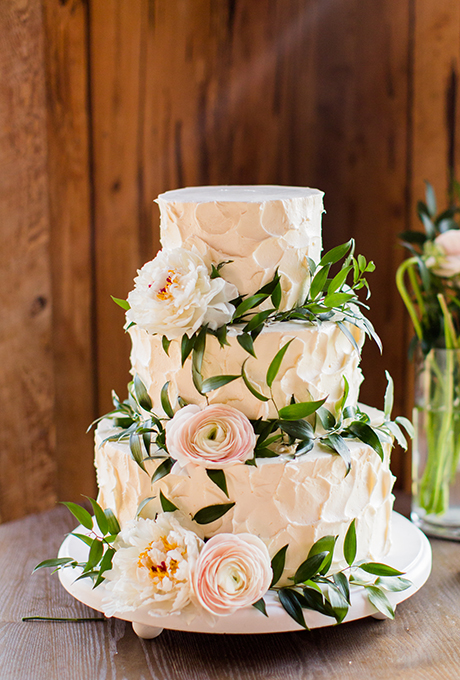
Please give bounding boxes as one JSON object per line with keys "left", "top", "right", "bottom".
{"left": 132, "top": 622, "right": 164, "bottom": 639}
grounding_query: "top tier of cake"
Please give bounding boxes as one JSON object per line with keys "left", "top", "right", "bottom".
{"left": 156, "top": 185, "right": 324, "bottom": 310}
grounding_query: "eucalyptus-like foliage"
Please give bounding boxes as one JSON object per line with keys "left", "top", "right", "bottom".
{"left": 261, "top": 519, "right": 411, "bottom": 628}
{"left": 34, "top": 498, "right": 120, "bottom": 589}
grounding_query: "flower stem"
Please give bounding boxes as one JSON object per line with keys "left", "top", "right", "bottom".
{"left": 396, "top": 258, "right": 423, "bottom": 340}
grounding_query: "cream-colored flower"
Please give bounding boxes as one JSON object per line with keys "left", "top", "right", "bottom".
{"left": 103, "top": 514, "right": 203, "bottom": 617}
{"left": 165, "top": 403, "right": 256, "bottom": 469}
{"left": 192, "top": 533, "right": 272, "bottom": 616}
{"left": 126, "top": 248, "right": 238, "bottom": 340}
{"left": 426, "top": 230, "right": 460, "bottom": 279}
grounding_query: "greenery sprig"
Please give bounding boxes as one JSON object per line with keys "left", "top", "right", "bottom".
{"left": 397, "top": 180, "right": 460, "bottom": 355}
{"left": 262, "top": 519, "right": 411, "bottom": 628}
{"left": 34, "top": 498, "right": 121, "bottom": 589}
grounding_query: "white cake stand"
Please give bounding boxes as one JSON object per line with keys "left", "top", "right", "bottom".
{"left": 58, "top": 511, "right": 431, "bottom": 638}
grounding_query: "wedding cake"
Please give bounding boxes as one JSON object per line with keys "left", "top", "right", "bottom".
{"left": 91, "top": 186, "right": 410, "bottom": 622}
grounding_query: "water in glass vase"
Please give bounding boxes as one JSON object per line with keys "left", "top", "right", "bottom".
{"left": 411, "top": 349, "right": 460, "bottom": 539}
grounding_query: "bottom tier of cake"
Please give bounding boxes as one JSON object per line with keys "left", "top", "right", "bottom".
{"left": 95, "top": 415, "right": 395, "bottom": 585}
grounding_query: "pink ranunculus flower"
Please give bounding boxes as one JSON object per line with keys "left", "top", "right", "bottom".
{"left": 165, "top": 404, "right": 256, "bottom": 469}
{"left": 192, "top": 533, "right": 272, "bottom": 616}
{"left": 430, "top": 230, "right": 460, "bottom": 278}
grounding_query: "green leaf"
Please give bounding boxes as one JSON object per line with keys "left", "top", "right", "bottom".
{"left": 324, "top": 433, "right": 351, "bottom": 472}
{"left": 71, "top": 533, "right": 95, "bottom": 547}
{"left": 309, "top": 265, "right": 330, "bottom": 299}
{"left": 323, "top": 292, "right": 355, "bottom": 307}
{"left": 360, "top": 562, "right": 404, "bottom": 577}
{"left": 270, "top": 544, "right": 289, "bottom": 587}
{"left": 278, "top": 398, "right": 327, "bottom": 420}
{"left": 348, "top": 422, "right": 384, "bottom": 461}
{"left": 376, "top": 576, "right": 412, "bottom": 592}
{"left": 33, "top": 557, "right": 75, "bottom": 572}
{"left": 266, "top": 339, "right": 294, "bottom": 388}
{"left": 160, "top": 381, "right": 174, "bottom": 418}
{"left": 252, "top": 598, "right": 268, "bottom": 617}
{"left": 366, "top": 585, "right": 395, "bottom": 619}
{"left": 181, "top": 333, "right": 196, "bottom": 366}
{"left": 340, "top": 375, "right": 350, "bottom": 413}
{"left": 343, "top": 519, "right": 357, "bottom": 566}
{"left": 237, "top": 333, "right": 257, "bottom": 358}
{"left": 160, "top": 490, "right": 178, "bottom": 512}
{"left": 206, "top": 469, "right": 229, "bottom": 498}
{"left": 316, "top": 406, "right": 336, "bottom": 430}
{"left": 234, "top": 293, "right": 269, "bottom": 318}
{"left": 191, "top": 327, "right": 207, "bottom": 393}
{"left": 111, "top": 295, "right": 130, "bottom": 311}
{"left": 271, "top": 281, "right": 282, "bottom": 309}
{"left": 395, "top": 416, "right": 415, "bottom": 438}
{"left": 327, "top": 266, "right": 352, "bottom": 295}
{"left": 295, "top": 439, "right": 315, "bottom": 455}
{"left": 133, "top": 374, "right": 152, "bottom": 411}
{"left": 333, "top": 571, "right": 350, "bottom": 604}
{"left": 243, "top": 309, "right": 273, "bottom": 333}
{"left": 60, "top": 502, "right": 93, "bottom": 531}
{"left": 84, "top": 539, "right": 104, "bottom": 572}
{"left": 136, "top": 496, "right": 156, "bottom": 517}
{"left": 319, "top": 240, "right": 353, "bottom": 267}
{"left": 424, "top": 180, "right": 437, "bottom": 217}
{"left": 307, "top": 535, "right": 337, "bottom": 575}
{"left": 161, "top": 336, "right": 171, "bottom": 356}
{"left": 129, "top": 433, "right": 148, "bottom": 473}
{"left": 385, "top": 421, "right": 408, "bottom": 450}
{"left": 327, "top": 583, "right": 349, "bottom": 623}
{"left": 301, "top": 586, "right": 337, "bottom": 619}
{"left": 384, "top": 370, "right": 394, "bottom": 419}
{"left": 254, "top": 447, "right": 280, "bottom": 458}
{"left": 278, "top": 589, "right": 308, "bottom": 629}
{"left": 215, "top": 324, "right": 230, "bottom": 348}
{"left": 279, "top": 420, "right": 314, "bottom": 440}
{"left": 293, "top": 551, "right": 328, "bottom": 583}
{"left": 337, "top": 321, "right": 360, "bottom": 352}
{"left": 152, "top": 458, "right": 174, "bottom": 483}
{"left": 104, "top": 508, "right": 120, "bottom": 535}
{"left": 94, "top": 547, "right": 116, "bottom": 587}
{"left": 241, "top": 360, "right": 269, "bottom": 401}
{"left": 192, "top": 502, "right": 235, "bottom": 525}
{"left": 84, "top": 497, "right": 109, "bottom": 535}
{"left": 201, "top": 374, "right": 240, "bottom": 393}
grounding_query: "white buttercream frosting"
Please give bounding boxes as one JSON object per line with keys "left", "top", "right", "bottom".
{"left": 95, "top": 412, "right": 395, "bottom": 584}
{"left": 129, "top": 321, "right": 364, "bottom": 420}
{"left": 156, "top": 185, "right": 324, "bottom": 310}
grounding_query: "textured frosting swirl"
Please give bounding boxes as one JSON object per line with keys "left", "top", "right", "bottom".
{"left": 156, "top": 185, "right": 324, "bottom": 310}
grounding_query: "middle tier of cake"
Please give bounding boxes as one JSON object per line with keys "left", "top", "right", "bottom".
{"left": 129, "top": 320, "right": 365, "bottom": 420}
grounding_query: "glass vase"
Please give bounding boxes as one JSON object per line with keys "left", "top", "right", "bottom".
{"left": 412, "top": 348, "right": 460, "bottom": 539}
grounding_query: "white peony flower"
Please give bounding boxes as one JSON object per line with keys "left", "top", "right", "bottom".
{"left": 192, "top": 533, "right": 272, "bottom": 616}
{"left": 166, "top": 403, "right": 256, "bottom": 470}
{"left": 426, "top": 230, "right": 460, "bottom": 279}
{"left": 103, "top": 514, "right": 203, "bottom": 617}
{"left": 126, "top": 248, "right": 238, "bottom": 340}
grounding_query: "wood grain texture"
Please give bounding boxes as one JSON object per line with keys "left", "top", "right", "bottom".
{"left": 0, "top": 0, "right": 56, "bottom": 521}
{"left": 90, "top": 0, "right": 150, "bottom": 415}
{"left": 42, "top": 0, "right": 96, "bottom": 501}
{"left": 306, "top": 0, "right": 412, "bottom": 483}
{"left": 1, "top": 503, "right": 459, "bottom": 680}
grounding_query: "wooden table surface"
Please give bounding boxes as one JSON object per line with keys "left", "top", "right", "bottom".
{"left": 1, "top": 498, "right": 459, "bottom": 680}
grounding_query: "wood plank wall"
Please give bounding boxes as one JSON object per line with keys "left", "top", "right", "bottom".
{"left": 0, "top": 0, "right": 458, "bottom": 521}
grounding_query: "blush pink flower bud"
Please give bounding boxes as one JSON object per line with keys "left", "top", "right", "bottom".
{"left": 430, "top": 230, "right": 460, "bottom": 278}
{"left": 192, "top": 533, "right": 272, "bottom": 615}
{"left": 165, "top": 404, "right": 256, "bottom": 469}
